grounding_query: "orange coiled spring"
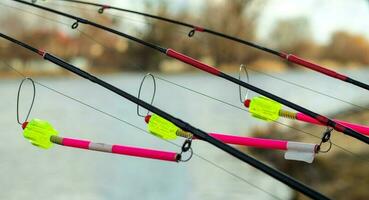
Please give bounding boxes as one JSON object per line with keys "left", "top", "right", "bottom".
{"left": 279, "top": 109, "right": 297, "bottom": 119}
{"left": 176, "top": 129, "right": 193, "bottom": 138}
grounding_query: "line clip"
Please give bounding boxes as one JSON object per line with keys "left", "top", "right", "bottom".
{"left": 179, "top": 137, "right": 193, "bottom": 162}
{"left": 316, "top": 127, "right": 333, "bottom": 153}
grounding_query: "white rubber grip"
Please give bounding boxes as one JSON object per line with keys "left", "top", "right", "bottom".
{"left": 284, "top": 141, "right": 316, "bottom": 163}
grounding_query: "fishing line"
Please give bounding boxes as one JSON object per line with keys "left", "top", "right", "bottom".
{"left": 1, "top": 3, "right": 365, "bottom": 161}
{"left": 3, "top": 61, "right": 283, "bottom": 200}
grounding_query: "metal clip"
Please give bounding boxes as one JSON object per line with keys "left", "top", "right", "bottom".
{"left": 316, "top": 127, "right": 333, "bottom": 153}
{"left": 179, "top": 137, "right": 193, "bottom": 162}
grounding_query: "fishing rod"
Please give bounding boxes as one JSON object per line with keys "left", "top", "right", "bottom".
{"left": 22, "top": 118, "right": 181, "bottom": 162}
{"left": 13, "top": 0, "right": 369, "bottom": 145}
{"left": 51, "top": 0, "right": 369, "bottom": 91}
{"left": 145, "top": 113, "right": 319, "bottom": 163}
{"left": 0, "top": 32, "right": 329, "bottom": 200}
{"left": 244, "top": 96, "right": 369, "bottom": 136}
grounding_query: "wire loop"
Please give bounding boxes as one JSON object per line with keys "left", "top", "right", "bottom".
{"left": 16, "top": 78, "right": 36, "bottom": 125}
{"left": 238, "top": 64, "right": 250, "bottom": 103}
{"left": 137, "top": 73, "right": 157, "bottom": 117}
{"left": 71, "top": 21, "right": 79, "bottom": 29}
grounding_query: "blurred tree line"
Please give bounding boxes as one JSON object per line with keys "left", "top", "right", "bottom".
{"left": 1, "top": 0, "right": 369, "bottom": 73}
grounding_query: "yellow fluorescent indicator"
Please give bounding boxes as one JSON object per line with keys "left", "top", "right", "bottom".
{"left": 249, "top": 96, "right": 282, "bottom": 121}
{"left": 147, "top": 114, "right": 178, "bottom": 140}
{"left": 23, "top": 119, "right": 58, "bottom": 149}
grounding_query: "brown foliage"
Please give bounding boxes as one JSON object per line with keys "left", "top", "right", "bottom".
{"left": 324, "top": 31, "right": 369, "bottom": 65}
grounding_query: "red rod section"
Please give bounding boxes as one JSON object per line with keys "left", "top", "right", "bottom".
{"left": 208, "top": 133, "right": 287, "bottom": 150}
{"left": 296, "top": 113, "right": 369, "bottom": 136}
{"left": 59, "top": 137, "right": 179, "bottom": 162}
{"left": 166, "top": 48, "right": 221, "bottom": 75}
{"left": 282, "top": 54, "right": 348, "bottom": 81}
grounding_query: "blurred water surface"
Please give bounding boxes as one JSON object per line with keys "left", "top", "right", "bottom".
{"left": 1, "top": 69, "right": 368, "bottom": 200}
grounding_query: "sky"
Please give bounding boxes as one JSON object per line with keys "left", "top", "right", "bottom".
{"left": 2, "top": 0, "right": 369, "bottom": 44}
{"left": 257, "top": 0, "right": 369, "bottom": 44}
